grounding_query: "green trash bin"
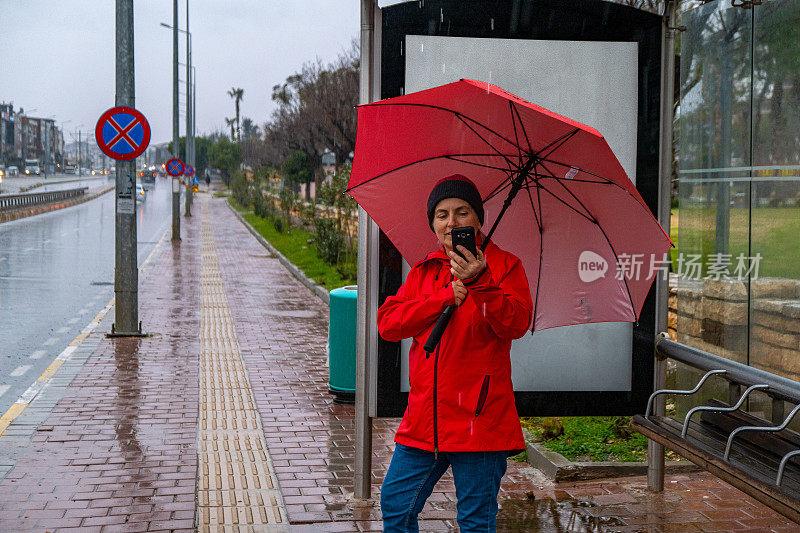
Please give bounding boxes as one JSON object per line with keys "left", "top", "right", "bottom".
{"left": 328, "top": 285, "right": 357, "bottom": 403}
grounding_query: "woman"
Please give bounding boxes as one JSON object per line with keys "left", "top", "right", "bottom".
{"left": 378, "top": 174, "right": 533, "bottom": 532}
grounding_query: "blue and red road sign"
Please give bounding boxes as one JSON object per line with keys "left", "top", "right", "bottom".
{"left": 166, "top": 158, "right": 184, "bottom": 177}
{"left": 185, "top": 165, "right": 194, "bottom": 177}
{"left": 95, "top": 106, "right": 151, "bottom": 161}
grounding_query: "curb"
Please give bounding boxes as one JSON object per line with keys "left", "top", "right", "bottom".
{"left": 0, "top": 185, "right": 115, "bottom": 224}
{"left": 226, "top": 200, "right": 330, "bottom": 306}
{"left": 524, "top": 432, "right": 699, "bottom": 482}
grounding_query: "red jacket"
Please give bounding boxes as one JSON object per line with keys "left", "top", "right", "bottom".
{"left": 377, "top": 241, "right": 533, "bottom": 453}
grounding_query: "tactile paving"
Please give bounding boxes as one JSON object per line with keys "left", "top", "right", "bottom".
{"left": 197, "top": 199, "right": 287, "bottom": 531}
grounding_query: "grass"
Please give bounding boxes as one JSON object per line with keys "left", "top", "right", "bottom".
{"left": 670, "top": 206, "right": 800, "bottom": 279}
{"left": 522, "top": 417, "right": 649, "bottom": 462}
{"left": 232, "top": 200, "right": 356, "bottom": 290}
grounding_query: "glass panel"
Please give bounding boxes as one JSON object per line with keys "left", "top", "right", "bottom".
{"left": 748, "top": 0, "right": 800, "bottom": 422}
{"left": 675, "top": 1, "right": 753, "bottom": 412}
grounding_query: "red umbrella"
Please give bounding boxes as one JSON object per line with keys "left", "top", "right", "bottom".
{"left": 348, "top": 79, "right": 672, "bottom": 333}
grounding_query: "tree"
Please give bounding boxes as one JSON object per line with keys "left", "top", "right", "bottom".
{"left": 227, "top": 87, "right": 244, "bottom": 141}
{"left": 208, "top": 137, "right": 241, "bottom": 185}
{"left": 281, "top": 150, "right": 314, "bottom": 200}
{"left": 241, "top": 117, "right": 258, "bottom": 141}
{"left": 225, "top": 117, "right": 236, "bottom": 142}
{"left": 168, "top": 135, "right": 214, "bottom": 176}
{"left": 260, "top": 44, "right": 359, "bottom": 191}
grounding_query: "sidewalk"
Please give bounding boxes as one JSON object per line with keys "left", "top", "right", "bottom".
{"left": 0, "top": 192, "right": 795, "bottom": 532}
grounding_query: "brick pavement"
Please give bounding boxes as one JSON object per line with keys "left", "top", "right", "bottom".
{"left": 0, "top": 191, "right": 795, "bottom": 532}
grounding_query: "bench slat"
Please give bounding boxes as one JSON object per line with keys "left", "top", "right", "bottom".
{"left": 633, "top": 414, "right": 800, "bottom": 523}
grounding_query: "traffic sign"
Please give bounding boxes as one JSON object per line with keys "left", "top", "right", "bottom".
{"left": 185, "top": 165, "right": 194, "bottom": 177}
{"left": 95, "top": 106, "right": 151, "bottom": 161}
{"left": 166, "top": 158, "right": 184, "bottom": 177}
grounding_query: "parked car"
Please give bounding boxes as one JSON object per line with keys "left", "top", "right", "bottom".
{"left": 7, "top": 166, "right": 19, "bottom": 176}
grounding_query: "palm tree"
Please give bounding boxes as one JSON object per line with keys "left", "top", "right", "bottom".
{"left": 225, "top": 118, "right": 236, "bottom": 141}
{"left": 227, "top": 87, "right": 244, "bottom": 141}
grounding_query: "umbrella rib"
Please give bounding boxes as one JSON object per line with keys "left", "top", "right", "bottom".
{"left": 443, "top": 155, "right": 516, "bottom": 173}
{"left": 483, "top": 175, "right": 515, "bottom": 203}
{"left": 527, "top": 177, "right": 596, "bottom": 225}
{"left": 538, "top": 159, "right": 674, "bottom": 246}
{"left": 535, "top": 167, "right": 637, "bottom": 319}
{"left": 508, "top": 101, "right": 525, "bottom": 163}
{"left": 531, "top": 182, "right": 544, "bottom": 332}
{"left": 535, "top": 128, "right": 580, "bottom": 161}
{"left": 345, "top": 153, "right": 516, "bottom": 193}
{"left": 510, "top": 101, "right": 534, "bottom": 154}
{"left": 536, "top": 163, "right": 597, "bottom": 223}
{"left": 364, "top": 102, "right": 524, "bottom": 151}
{"left": 524, "top": 178, "right": 542, "bottom": 233}
{"left": 454, "top": 114, "right": 519, "bottom": 171}
{"left": 535, "top": 157, "right": 616, "bottom": 185}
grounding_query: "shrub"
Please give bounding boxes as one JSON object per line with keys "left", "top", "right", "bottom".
{"left": 315, "top": 216, "right": 341, "bottom": 265}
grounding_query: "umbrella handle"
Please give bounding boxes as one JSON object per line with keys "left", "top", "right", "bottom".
{"left": 424, "top": 304, "right": 455, "bottom": 354}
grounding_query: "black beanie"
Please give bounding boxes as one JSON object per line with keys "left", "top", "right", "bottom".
{"left": 426, "top": 175, "right": 484, "bottom": 231}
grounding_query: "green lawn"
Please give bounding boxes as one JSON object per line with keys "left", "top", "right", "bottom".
{"left": 522, "top": 417, "right": 650, "bottom": 462}
{"left": 233, "top": 201, "right": 356, "bottom": 290}
{"left": 671, "top": 206, "right": 800, "bottom": 279}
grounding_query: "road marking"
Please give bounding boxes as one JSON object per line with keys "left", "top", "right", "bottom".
{"left": 42, "top": 337, "right": 58, "bottom": 346}
{"left": 0, "top": 226, "right": 169, "bottom": 438}
{"left": 10, "top": 365, "right": 31, "bottom": 377}
{"left": 57, "top": 326, "right": 69, "bottom": 334}
{"left": 0, "top": 386, "right": 9, "bottom": 398}
{"left": 67, "top": 318, "right": 79, "bottom": 324}
{"left": 29, "top": 350, "right": 47, "bottom": 360}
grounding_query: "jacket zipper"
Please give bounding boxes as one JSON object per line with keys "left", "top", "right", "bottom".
{"left": 474, "top": 375, "right": 491, "bottom": 417}
{"left": 432, "top": 267, "right": 450, "bottom": 458}
{"left": 433, "top": 343, "right": 440, "bottom": 459}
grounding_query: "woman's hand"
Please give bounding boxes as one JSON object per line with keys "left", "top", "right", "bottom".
{"left": 449, "top": 246, "right": 487, "bottom": 281}
{"left": 452, "top": 279, "right": 467, "bottom": 306}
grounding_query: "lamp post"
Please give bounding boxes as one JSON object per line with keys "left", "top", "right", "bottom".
{"left": 159, "top": 17, "right": 193, "bottom": 216}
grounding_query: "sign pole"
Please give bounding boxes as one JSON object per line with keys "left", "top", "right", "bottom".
{"left": 113, "top": 0, "right": 140, "bottom": 335}
{"left": 184, "top": 0, "right": 193, "bottom": 216}
{"left": 172, "top": 0, "right": 181, "bottom": 240}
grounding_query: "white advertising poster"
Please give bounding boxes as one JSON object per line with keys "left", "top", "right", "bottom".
{"left": 400, "top": 35, "right": 639, "bottom": 392}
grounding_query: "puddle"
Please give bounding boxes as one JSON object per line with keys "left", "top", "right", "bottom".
{"left": 497, "top": 498, "right": 626, "bottom": 532}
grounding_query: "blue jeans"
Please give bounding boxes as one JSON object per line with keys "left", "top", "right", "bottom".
{"left": 381, "top": 443, "right": 508, "bottom": 533}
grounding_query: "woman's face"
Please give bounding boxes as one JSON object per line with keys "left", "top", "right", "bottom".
{"left": 432, "top": 198, "right": 481, "bottom": 252}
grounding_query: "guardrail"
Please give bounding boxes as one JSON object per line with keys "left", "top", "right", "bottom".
{"left": 0, "top": 187, "right": 89, "bottom": 212}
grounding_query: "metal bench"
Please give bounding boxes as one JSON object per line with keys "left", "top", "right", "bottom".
{"left": 633, "top": 334, "right": 800, "bottom": 522}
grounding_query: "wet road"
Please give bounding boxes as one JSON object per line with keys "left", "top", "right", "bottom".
{"left": 0, "top": 178, "right": 175, "bottom": 414}
{"left": 27, "top": 175, "right": 112, "bottom": 193}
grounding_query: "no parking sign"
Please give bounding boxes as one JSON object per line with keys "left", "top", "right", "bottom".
{"left": 95, "top": 106, "right": 151, "bottom": 161}
{"left": 166, "top": 158, "right": 184, "bottom": 177}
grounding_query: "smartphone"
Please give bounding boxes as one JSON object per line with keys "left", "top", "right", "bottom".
{"left": 451, "top": 226, "right": 477, "bottom": 260}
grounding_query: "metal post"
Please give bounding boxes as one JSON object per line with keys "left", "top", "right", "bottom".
{"left": 648, "top": 0, "right": 676, "bottom": 492}
{"left": 184, "top": 0, "right": 192, "bottom": 216}
{"left": 171, "top": 0, "right": 181, "bottom": 240}
{"left": 355, "top": 0, "right": 380, "bottom": 501}
{"left": 192, "top": 68, "right": 196, "bottom": 172}
{"left": 113, "top": 0, "right": 139, "bottom": 335}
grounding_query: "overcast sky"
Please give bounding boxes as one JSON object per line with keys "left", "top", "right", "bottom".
{"left": 0, "top": 1, "right": 360, "bottom": 145}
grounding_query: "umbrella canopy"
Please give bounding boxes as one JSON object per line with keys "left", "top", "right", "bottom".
{"left": 348, "top": 79, "right": 672, "bottom": 332}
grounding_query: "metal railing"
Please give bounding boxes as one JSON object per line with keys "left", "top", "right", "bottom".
{"left": 0, "top": 187, "right": 88, "bottom": 212}
{"left": 649, "top": 334, "right": 800, "bottom": 486}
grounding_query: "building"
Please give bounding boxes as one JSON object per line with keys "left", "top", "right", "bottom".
{"left": 0, "top": 103, "right": 64, "bottom": 171}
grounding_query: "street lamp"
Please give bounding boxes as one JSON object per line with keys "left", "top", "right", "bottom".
{"left": 160, "top": 14, "right": 194, "bottom": 215}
